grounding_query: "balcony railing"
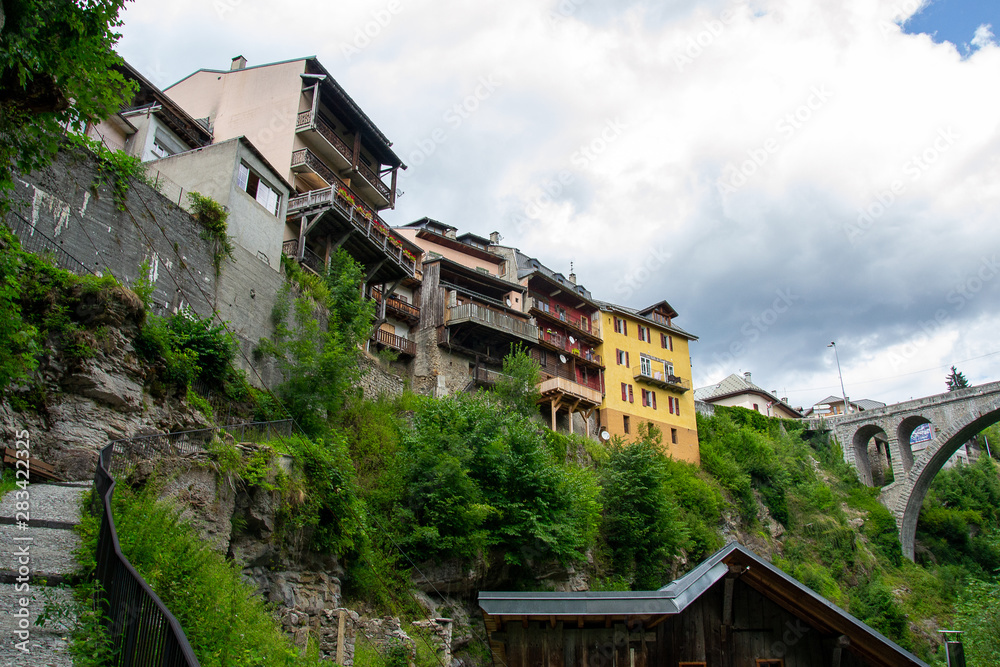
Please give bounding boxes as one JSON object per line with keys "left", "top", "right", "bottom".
{"left": 296, "top": 111, "right": 392, "bottom": 204}
{"left": 281, "top": 239, "right": 325, "bottom": 275}
{"left": 632, "top": 366, "right": 691, "bottom": 392}
{"left": 539, "top": 329, "right": 602, "bottom": 365}
{"left": 446, "top": 302, "right": 539, "bottom": 341}
{"left": 538, "top": 376, "right": 603, "bottom": 406}
{"left": 296, "top": 111, "right": 354, "bottom": 165}
{"left": 287, "top": 172, "right": 416, "bottom": 277}
{"left": 371, "top": 288, "right": 420, "bottom": 321}
{"left": 372, "top": 328, "right": 416, "bottom": 356}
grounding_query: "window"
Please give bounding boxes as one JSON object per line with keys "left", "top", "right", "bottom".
{"left": 661, "top": 333, "right": 674, "bottom": 350}
{"left": 621, "top": 383, "right": 628, "bottom": 401}
{"left": 642, "top": 389, "right": 657, "bottom": 409}
{"left": 671, "top": 428, "right": 678, "bottom": 444}
{"left": 640, "top": 356, "right": 651, "bottom": 376}
{"left": 623, "top": 415, "right": 631, "bottom": 434}
{"left": 613, "top": 316, "right": 628, "bottom": 335}
{"left": 668, "top": 397, "right": 681, "bottom": 416}
{"left": 557, "top": 306, "right": 567, "bottom": 321}
{"left": 753, "top": 403, "right": 760, "bottom": 412}
{"left": 666, "top": 362, "right": 674, "bottom": 376}
{"left": 150, "top": 138, "right": 173, "bottom": 159}
{"left": 237, "top": 162, "right": 281, "bottom": 216}
{"left": 638, "top": 325, "right": 649, "bottom": 342}
{"left": 616, "top": 350, "right": 629, "bottom": 367}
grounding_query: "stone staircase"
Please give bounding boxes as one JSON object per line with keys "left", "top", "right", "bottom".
{"left": 0, "top": 481, "right": 90, "bottom": 666}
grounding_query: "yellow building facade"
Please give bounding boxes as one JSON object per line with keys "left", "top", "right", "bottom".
{"left": 596, "top": 301, "right": 699, "bottom": 464}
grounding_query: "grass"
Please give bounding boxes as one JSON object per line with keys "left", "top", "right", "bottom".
{"left": 0, "top": 467, "right": 19, "bottom": 497}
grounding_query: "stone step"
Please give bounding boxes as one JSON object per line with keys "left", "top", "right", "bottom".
{"left": 0, "top": 525, "right": 81, "bottom": 579}
{"left": 0, "top": 483, "right": 90, "bottom": 525}
{"left": 0, "top": 582, "right": 74, "bottom": 667}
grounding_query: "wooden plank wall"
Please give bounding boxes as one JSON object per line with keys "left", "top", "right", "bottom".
{"left": 499, "top": 578, "right": 880, "bottom": 667}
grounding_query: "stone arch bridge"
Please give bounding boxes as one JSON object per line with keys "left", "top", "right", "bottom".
{"left": 820, "top": 381, "right": 1000, "bottom": 561}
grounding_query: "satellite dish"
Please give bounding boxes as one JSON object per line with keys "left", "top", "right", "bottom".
{"left": 568, "top": 335, "right": 576, "bottom": 344}
{"left": 505, "top": 297, "right": 511, "bottom": 306}
{"left": 559, "top": 354, "right": 568, "bottom": 364}
{"left": 600, "top": 430, "right": 611, "bottom": 442}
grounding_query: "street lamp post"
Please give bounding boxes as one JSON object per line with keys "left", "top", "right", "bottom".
{"left": 828, "top": 342, "right": 850, "bottom": 415}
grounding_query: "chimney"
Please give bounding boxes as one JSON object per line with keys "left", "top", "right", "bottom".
{"left": 568, "top": 261, "right": 576, "bottom": 284}
{"left": 231, "top": 55, "right": 247, "bottom": 71}
{"left": 744, "top": 371, "right": 752, "bottom": 383}
{"left": 489, "top": 231, "right": 501, "bottom": 244}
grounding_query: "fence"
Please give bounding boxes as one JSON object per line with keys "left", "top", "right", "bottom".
{"left": 91, "top": 420, "right": 293, "bottom": 666}
{"left": 2, "top": 210, "right": 95, "bottom": 275}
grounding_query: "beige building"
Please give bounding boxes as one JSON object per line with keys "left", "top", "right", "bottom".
{"left": 695, "top": 372, "right": 802, "bottom": 420}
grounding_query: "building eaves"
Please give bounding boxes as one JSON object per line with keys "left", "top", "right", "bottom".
{"left": 596, "top": 300, "right": 698, "bottom": 341}
{"left": 512, "top": 250, "right": 595, "bottom": 302}
{"left": 423, "top": 256, "right": 526, "bottom": 293}
{"left": 120, "top": 61, "right": 213, "bottom": 147}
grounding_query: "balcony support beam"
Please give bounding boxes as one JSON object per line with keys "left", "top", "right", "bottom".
{"left": 365, "top": 258, "right": 386, "bottom": 282}
{"left": 390, "top": 167, "right": 398, "bottom": 209}
{"left": 352, "top": 133, "right": 361, "bottom": 172}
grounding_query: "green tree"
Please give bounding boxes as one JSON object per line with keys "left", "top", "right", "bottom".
{"left": 263, "top": 249, "right": 375, "bottom": 434}
{"left": 601, "top": 423, "right": 685, "bottom": 589}
{"left": 0, "top": 0, "right": 136, "bottom": 198}
{"left": 946, "top": 365, "right": 969, "bottom": 391}
{"left": 491, "top": 344, "right": 541, "bottom": 417}
{"left": 955, "top": 576, "right": 1000, "bottom": 664}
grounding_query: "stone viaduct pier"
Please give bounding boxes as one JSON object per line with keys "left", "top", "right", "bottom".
{"left": 818, "top": 381, "right": 1000, "bottom": 560}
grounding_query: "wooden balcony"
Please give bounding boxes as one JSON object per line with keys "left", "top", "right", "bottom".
{"left": 282, "top": 239, "right": 324, "bottom": 275}
{"left": 287, "top": 176, "right": 416, "bottom": 279}
{"left": 445, "top": 303, "right": 539, "bottom": 344}
{"left": 538, "top": 376, "right": 603, "bottom": 408}
{"left": 632, "top": 366, "right": 691, "bottom": 392}
{"left": 372, "top": 328, "right": 416, "bottom": 356}
{"left": 370, "top": 288, "right": 420, "bottom": 325}
{"left": 539, "top": 329, "right": 603, "bottom": 367}
{"left": 295, "top": 111, "right": 393, "bottom": 209}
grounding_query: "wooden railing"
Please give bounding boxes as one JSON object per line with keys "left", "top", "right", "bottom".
{"left": 446, "top": 302, "right": 539, "bottom": 340}
{"left": 538, "top": 376, "right": 603, "bottom": 405}
{"left": 286, "top": 170, "right": 416, "bottom": 277}
{"left": 372, "top": 328, "right": 416, "bottom": 355}
{"left": 371, "top": 288, "right": 420, "bottom": 320}
{"left": 281, "top": 239, "right": 325, "bottom": 275}
{"left": 296, "top": 111, "right": 392, "bottom": 202}
{"left": 539, "top": 329, "right": 602, "bottom": 365}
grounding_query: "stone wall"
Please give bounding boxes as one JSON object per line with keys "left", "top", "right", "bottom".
{"left": 358, "top": 355, "right": 407, "bottom": 399}
{"left": 9, "top": 147, "right": 286, "bottom": 387}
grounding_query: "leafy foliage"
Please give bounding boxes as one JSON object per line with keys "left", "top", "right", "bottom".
{"left": 491, "top": 344, "right": 541, "bottom": 416}
{"left": 0, "top": 0, "right": 136, "bottom": 200}
{"left": 135, "top": 309, "right": 236, "bottom": 393}
{"left": 261, "top": 249, "right": 375, "bottom": 434}
{"left": 188, "top": 192, "right": 234, "bottom": 275}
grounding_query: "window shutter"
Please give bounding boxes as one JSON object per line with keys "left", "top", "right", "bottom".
{"left": 621, "top": 383, "right": 627, "bottom": 401}
{"left": 626, "top": 351, "right": 630, "bottom": 367}
{"left": 237, "top": 163, "right": 250, "bottom": 191}
{"left": 652, "top": 392, "right": 657, "bottom": 410}
{"left": 669, "top": 335, "right": 674, "bottom": 351}
{"left": 628, "top": 385, "right": 634, "bottom": 403}
{"left": 623, "top": 320, "right": 628, "bottom": 336}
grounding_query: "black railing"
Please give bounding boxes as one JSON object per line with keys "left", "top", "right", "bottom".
{"left": 3, "top": 210, "right": 95, "bottom": 275}
{"left": 91, "top": 420, "right": 293, "bottom": 666}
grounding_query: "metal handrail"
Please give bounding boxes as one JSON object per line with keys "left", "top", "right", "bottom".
{"left": 91, "top": 420, "right": 294, "bottom": 665}
{"left": 3, "top": 210, "right": 95, "bottom": 275}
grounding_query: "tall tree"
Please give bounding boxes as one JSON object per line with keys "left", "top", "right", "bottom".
{"left": 946, "top": 366, "right": 969, "bottom": 391}
{"left": 0, "top": 0, "right": 136, "bottom": 200}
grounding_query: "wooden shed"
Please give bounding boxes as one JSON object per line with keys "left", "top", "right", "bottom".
{"left": 479, "top": 542, "right": 927, "bottom": 667}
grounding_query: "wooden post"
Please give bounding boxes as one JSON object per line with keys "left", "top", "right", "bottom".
{"left": 336, "top": 610, "right": 346, "bottom": 665}
{"left": 390, "top": 167, "right": 398, "bottom": 208}
{"left": 352, "top": 133, "right": 361, "bottom": 171}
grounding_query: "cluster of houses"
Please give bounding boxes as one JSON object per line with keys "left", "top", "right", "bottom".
{"left": 82, "top": 54, "right": 946, "bottom": 666}
{"left": 87, "top": 55, "right": 701, "bottom": 463}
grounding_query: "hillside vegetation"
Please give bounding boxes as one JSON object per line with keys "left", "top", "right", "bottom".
{"left": 5, "top": 226, "right": 999, "bottom": 666}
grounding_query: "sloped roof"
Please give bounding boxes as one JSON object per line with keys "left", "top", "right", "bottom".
{"left": 596, "top": 300, "right": 698, "bottom": 340}
{"left": 479, "top": 542, "right": 928, "bottom": 667}
{"left": 694, "top": 373, "right": 802, "bottom": 417}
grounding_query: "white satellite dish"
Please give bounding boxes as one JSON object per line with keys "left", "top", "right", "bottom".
{"left": 568, "top": 335, "right": 576, "bottom": 344}
{"left": 505, "top": 297, "right": 511, "bottom": 306}
{"left": 559, "top": 354, "right": 568, "bottom": 364}
{"left": 600, "top": 430, "right": 611, "bottom": 441}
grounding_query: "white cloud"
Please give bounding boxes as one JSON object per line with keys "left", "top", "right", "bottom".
{"left": 971, "top": 23, "right": 996, "bottom": 50}
{"left": 117, "top": 0, "right": 1000, "bottom": 405}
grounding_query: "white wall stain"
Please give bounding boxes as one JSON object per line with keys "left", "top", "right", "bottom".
{"left": 30, "top": 186, "right": 72, "bottom": 237}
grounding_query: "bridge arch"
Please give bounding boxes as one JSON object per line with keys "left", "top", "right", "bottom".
{"left": 852, "top": 424, "right": 889, "bottom": 487}
{"left": 895, "top": 415, "right": 931, "bottom": 474}
{"left": 898, "top": 409, "right": 1000, "bottom": 560}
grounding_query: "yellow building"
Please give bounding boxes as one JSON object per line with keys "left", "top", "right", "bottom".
{"left": 596, "top": 301, "right": 699, "bottom": 463}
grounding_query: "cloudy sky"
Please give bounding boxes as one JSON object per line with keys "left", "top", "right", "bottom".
{"left": 117, "top": 0, "right": 1000, "bottom": 410}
